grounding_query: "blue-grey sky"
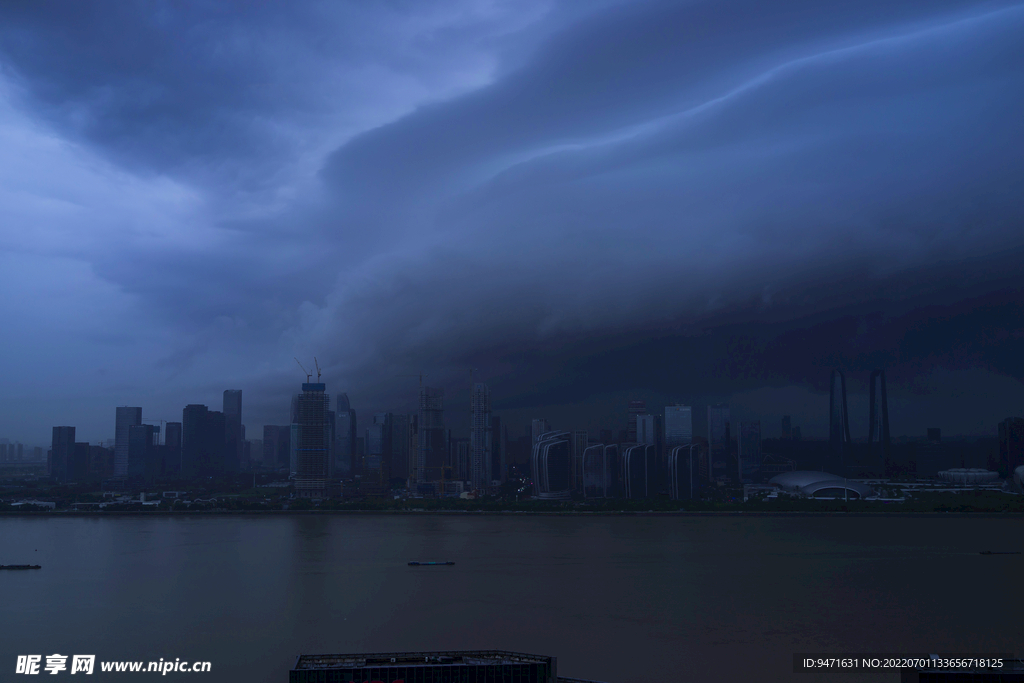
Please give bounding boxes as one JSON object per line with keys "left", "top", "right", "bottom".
{"left": 1, "top": 0, "right": 1023, "bottom": 446}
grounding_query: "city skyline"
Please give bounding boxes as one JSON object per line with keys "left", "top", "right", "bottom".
{"left": 1, "top": 1, "right": 1022, "bottom": 448}
{"left": 10, "top": 367, "right": 1021, "bottom": 456}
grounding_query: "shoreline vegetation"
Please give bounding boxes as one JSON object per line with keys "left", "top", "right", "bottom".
{"left": 2, "top": 492, "right": 1023, "bottom": 516}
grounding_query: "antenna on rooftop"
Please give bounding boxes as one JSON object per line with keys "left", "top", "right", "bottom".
{"left": 295, "top": 357, "right": 312, "bottom": 383}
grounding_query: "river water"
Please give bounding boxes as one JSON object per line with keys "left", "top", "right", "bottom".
{"left": 2, "top": 514, "right": 1021, "bottom": 682}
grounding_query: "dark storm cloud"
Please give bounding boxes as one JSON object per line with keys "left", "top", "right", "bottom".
{"left": 305, "top": 1, "right": 1024, "bottom": 408}
{"left": 1, "top": 0, "right": 1022, "bottom": 443}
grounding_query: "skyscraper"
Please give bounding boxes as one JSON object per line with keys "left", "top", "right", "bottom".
{"left": 707, "top": 404, "right": 731, "bottom": 482}
{"left": 114, "top": 407, "right": 142, "bottom": 477}
{"left": 128, "top": 423, "right": 158, "bottom": 479}
{"left": 664, "top": 405, "right": 693, "bottom": 448}
{"left": 418, "top": 387, "right": 445, "bottom": 485}
{"left": 223, "top": 390, "right": 242, "bottom": 473}
{"left": 570, "top": 429, "right": 588, "bottom": 492}
{"left": 263, "top": 425, "right": 291, "bottom": 471}
{"left": 71, "top": 442, "right": 91, "bottom": 482}
{"left": 490, "top": 415, "right": 506, "bottom": 483}
{"left": 737, "top": 421, "right": 761, "bottom": 483}
{"left": 51, "top": 426, "right": 75, "bottom": 484}
{"left": 636, "top": 414, "right": 656, "bottom": 445}
{"left": 868, "top": 369, "right": 890, "bottom": 474}
{"left": 829, "top": 370, "right": 851, "bottom": 469}
{"left": 164, "top": 422, "right": 182, "bottom": 475}
{"left": 470, "top": 383, "right": 492, "bottom": 490}
{"left": 181, "top": 404, "right": 225, "bottom": 478}
{"left": 334, "top": 394, "right": 356, "bottom": 476}
{"left": 531, "top": 418, "right": 551, "bottom": 445}
{"left": 389, "top": 414, "right": 410, "bottom": 483}
{"left": 781, "top": 415, "right": 792, "bottom": 440}
{"left": 626, "top": 400, "right": 646, "bottom": 443}
{"left": 365, "top": 413, "right": 392, "bottom": 483}
{"left": 295, "top": 381, "right": 330, "bottom": 498}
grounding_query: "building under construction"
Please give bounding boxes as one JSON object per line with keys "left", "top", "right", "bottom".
{"left": 289, "top": 650, "right": 608, "bottom": 683}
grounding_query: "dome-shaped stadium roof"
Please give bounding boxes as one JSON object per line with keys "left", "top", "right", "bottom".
{"left": 768, "top": 471, "right": 875, "bottom": 499}
{"left": 769, "top": 471, "right": 845, "bottom": 490}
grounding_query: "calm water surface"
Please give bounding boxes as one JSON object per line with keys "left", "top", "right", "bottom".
{"left": 2, "top": 514, "right": 1021, "bottom": 683}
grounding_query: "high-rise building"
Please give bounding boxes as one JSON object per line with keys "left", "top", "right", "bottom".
{"left": 490, "top": 415, "right": 506, "bottom": 483}
{"left": 470, "top": 384, "right": 492, "bottom": 490}
{"left": 71, "top": 442, "right": 91, "bottom": 482}
{"left": 51, "top": 426, "right": 75, "bottom": 483}
{"left": 389, "top": 414, "right": 410, "bottom": 483}
{"left": 295, "top": 382, "right": 330, "bottom": 498}
{"left": 737, "top": 421, "right": 761, "bottom": 483}
{"left": 668, "top": 443, "right": 703, "bottom": 500}
{"left": 325, "top": 410, "right": 335, "bottom": 478}
{"left": 206, "top": 411, "right": 225, "bottom": 474}
{"left": 530, "top": 418, "right": 551, "bottom": 445}
{"left": 621, "top": 444, "right": 656, "bottom": 499}
{"left": 223, "top": 390, "right": 242, "bottom": 473}
{"left": 164, "top": 422, "right": 182, "bottom": 475}
{"left": 128, "top": 423, "right": 158, "bottom": 479}
{"left": 263, "top": 425, "right": 291, "bottom": 471}
{"left": 582, "top": 443, "right": 618, "bottom": 498}
{"left": 114, "top": 407, "right": 142, "bottom": 477}
{"left": 89, "top": 444, "right": 114, "bottom": 479}
{"left": 365, "top": 413, "right": 392, "bottom": 483}
{"left": 452, "top": 438, "right": 470, "bottom": 481}
{"left": 568, "top": 429, "right": 588, "bottom": 492}
{"left": 636, "top": 414, "right": 656, "bottom": 445}
{"left": 334, "top": 394, "right": 356, "bottom": 476}
{"left": 244, "top": 439, "right": 263, "bottom": 468}
{"left": 707, "top": 404, "right": 731, "bottom": 482}
{"left": 181, "top": 405, "right": 225, "bottom": 478}
{"left": 627, "top": 400, "right": 646, "bottom": 443}
{"left": 531, "top": 432, "right": 571, "bottom": 500}
{"left": 664, "top": 405, "right": 693, "bottom": 448}
{"left": 868, "top": 369, "right": 890, "bottom": 473}
{"left": 996, "top": 417, "right": 1024, "bottom": 478}
{"left": 781, "top": 415, "right": 792, "bottom": 440}
{"left": 830, "top": 370, "right": 851, "bottom": 469}
{"left": 418, "top": 387, "right": 445, "bottom": 484}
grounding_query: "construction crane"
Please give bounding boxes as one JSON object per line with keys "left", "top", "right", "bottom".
{"left": 295, "top": 358, "right": 312, "bottom": 383}
{"left": 313, "top": 357, "right": 322, "bottom": 383}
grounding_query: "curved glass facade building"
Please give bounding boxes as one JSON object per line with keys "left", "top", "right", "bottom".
{"left": 582, "top": 444, "right": 618, "bottom": 498}
{"left": 668, "top": 443, "right": 702, "bottom": 500}
{"left": 620, "top": 444, "right": 656, "bottom": 499}
{"left": 532, "top": 432, "right": 571, "bottom": 500}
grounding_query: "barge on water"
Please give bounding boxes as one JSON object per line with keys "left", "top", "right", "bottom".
{"left": 0, "top": 565, "right": 41, "bottom": 570}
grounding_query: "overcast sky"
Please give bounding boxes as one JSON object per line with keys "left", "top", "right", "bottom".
{"left": 1, "top": 0, "right": 1023, "bottom": 447}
